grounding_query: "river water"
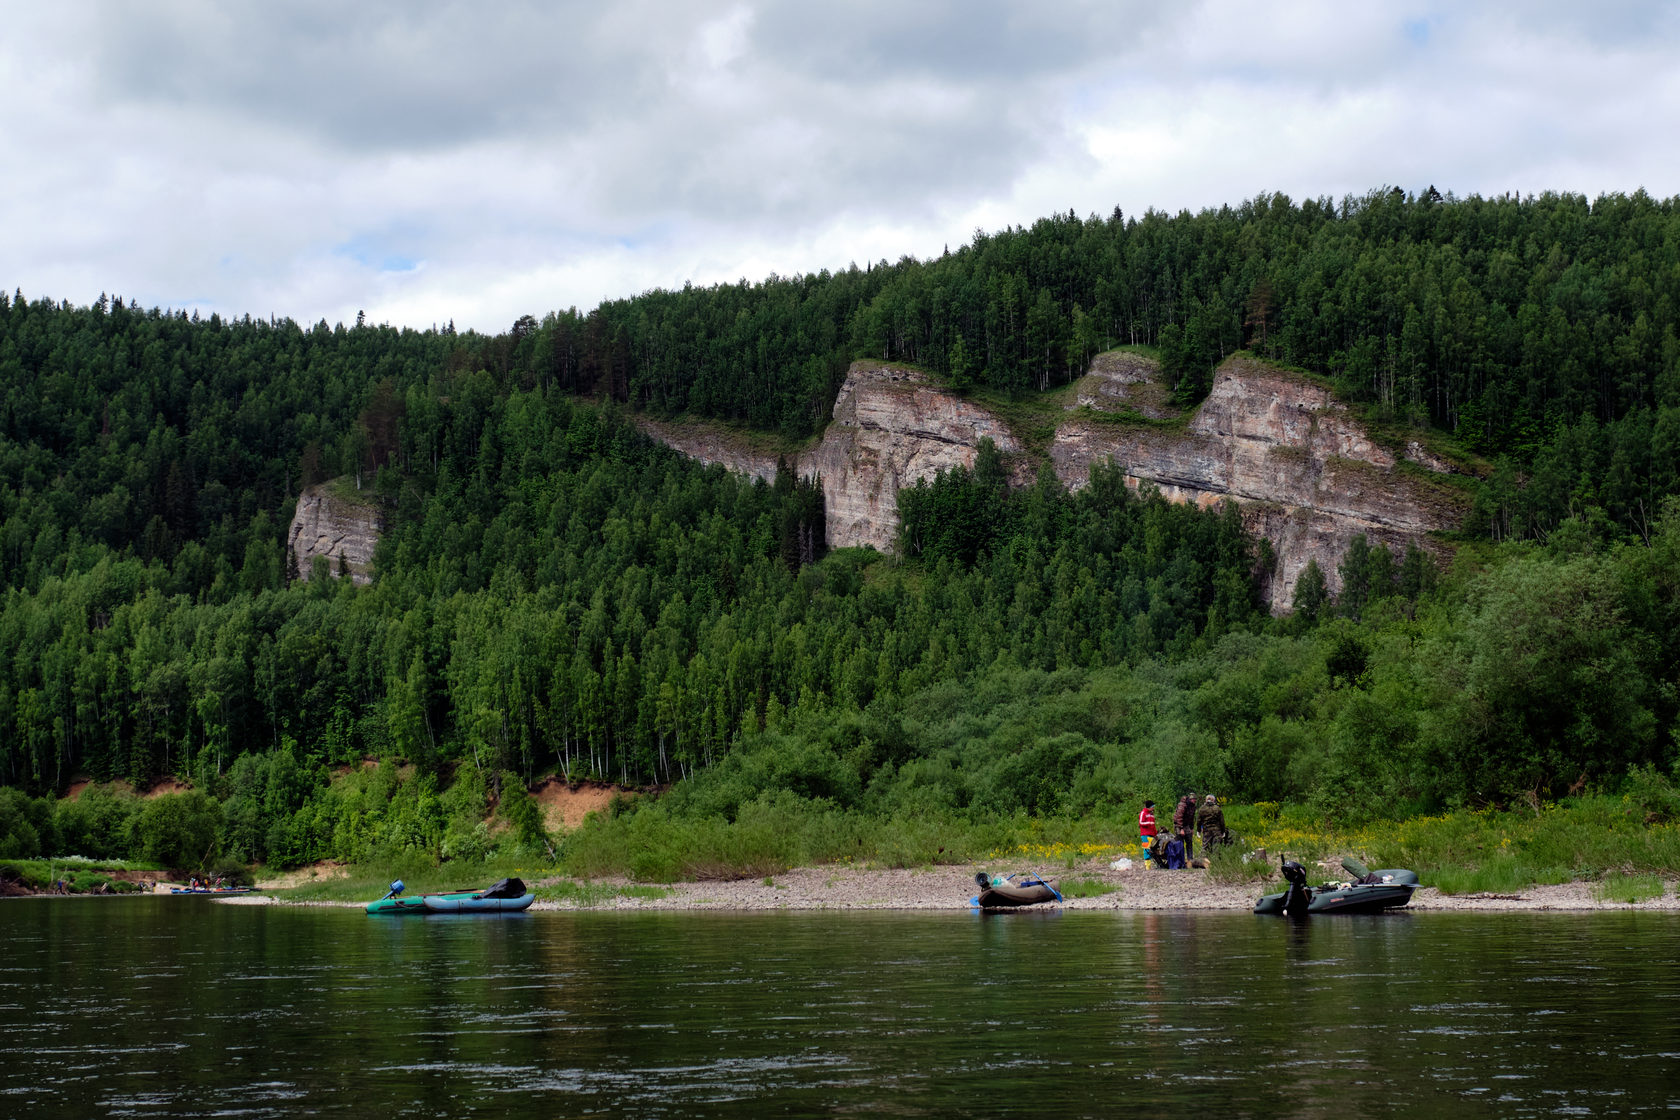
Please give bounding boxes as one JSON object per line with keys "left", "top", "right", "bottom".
{"left": 1, "top": 898, "right": 1676, "bottom": 1117}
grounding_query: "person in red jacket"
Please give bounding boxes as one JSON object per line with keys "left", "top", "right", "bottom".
{"left": 1138, "top": 799, "right": 1158, "bottom": 867}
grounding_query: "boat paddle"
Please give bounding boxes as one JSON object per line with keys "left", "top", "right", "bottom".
{"left": 1024, "top": 872, "right": 1063, "bottom": 903}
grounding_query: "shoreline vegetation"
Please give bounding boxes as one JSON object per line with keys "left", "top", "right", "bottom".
{"left": 9, "top": 793, "right": 1679, "bottom": 912}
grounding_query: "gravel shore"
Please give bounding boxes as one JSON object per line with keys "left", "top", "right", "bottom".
{"left": 221, "top": 861, "right": 1680, "bottom": 912}
{"left": 531, "top": 863, "right": 1680, "bottom": 913}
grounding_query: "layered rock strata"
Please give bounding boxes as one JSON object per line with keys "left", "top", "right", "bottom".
{"left": 287, "top": 483, "right": 380, "bottom": 585}
{"left": 639, "top": 354, "right": 1468, "bottom": 610}
{"left": 804, "top": 363, "right": 1023, "bottom": 552}
{"left": 633, "top": 420, "right": 786, "bottom": 485}
{"left": 1051, "top": 357, "right": 1467, "bottom": 604}
{"left": 637, "top": 363, "right": 1023, "bottom": 554}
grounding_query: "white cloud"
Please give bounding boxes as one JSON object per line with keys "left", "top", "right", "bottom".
{"left": 2, "top": 1, "right": 1678, "bottom": 332}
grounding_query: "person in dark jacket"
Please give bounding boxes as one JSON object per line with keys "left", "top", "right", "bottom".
{"left": 1173, "top": 793, "right": 1196, "bottom": 864}
{"left": 1196, "top": 794, "right": 1229, "bottom": 850}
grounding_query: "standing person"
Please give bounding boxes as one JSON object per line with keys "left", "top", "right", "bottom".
{"left": 1138, "top": 800, "right": 1157, "bottom": 867}
{"left": 1173, "top": 793, "right": 1196, "bottom": 865}
{"left": 1196, "top": 794, "right": 1228, "bottom": 851}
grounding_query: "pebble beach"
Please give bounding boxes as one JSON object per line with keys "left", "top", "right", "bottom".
{"left": 528, "top": 864, "right": 1680, "bottom": 912}
{"left": 220, "top": 861, "right": 1680, "bottom": 912}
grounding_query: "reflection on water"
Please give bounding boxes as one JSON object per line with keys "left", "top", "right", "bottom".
{"left": 1, "top": 898, "right": 1677, "bottom": 1117}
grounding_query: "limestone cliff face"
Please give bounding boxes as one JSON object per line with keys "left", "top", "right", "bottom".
{"left": 1051, "top": 357, "right": 1467, "bottom": 605}
{"left": 636, "top": 363, "right": 1022, "bottom": 554}
{"left": 633, "top": 419, "right": 784, "bottom": 484}
{"left": 804, "top": 363, "right": 1021, "bottom": 552}
{"left": 287, "top": 483, "right": 380, "bottom": 585}
{"left": 1074, "top": 349, "right": 1178, "bottom": 419}
{"left": 638, "top": 355, "right": 1470, "bottom": 609}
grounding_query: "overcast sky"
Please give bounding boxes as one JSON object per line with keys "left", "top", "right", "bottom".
{"left": 4, "top": 1, "right": 1678, "bottom": 334}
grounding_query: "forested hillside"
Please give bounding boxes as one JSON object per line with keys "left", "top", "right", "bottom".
{"left": 581, "top": 188, "right": 1680, "bottom": 546}
{"left": 3, "top": 187, "right": 1680, "bottom": 870}
{"left": 454, "top": 189, "right": 1680, "bottom": 543}
{"left": 7, "top": 188, "right": 1680, "bottom": 585}
{"left": 0, "top": 355, "right": 1261, "bottom": 801}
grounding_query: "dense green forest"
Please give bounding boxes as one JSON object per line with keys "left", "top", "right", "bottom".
{"left": 0, "top": 384, "right": 1263, "bottom": 795}
{"left": 559, "top": 189, "right": 1680, "bottom": 440}
{"left": 4, "top": 186, "right": 1680, "bottom": 870}
{"left": 584, "top": 187, "right": 1680, "bottom": 545}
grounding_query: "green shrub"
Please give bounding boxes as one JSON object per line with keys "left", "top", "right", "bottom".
{"left": 208, "top": 857, "right": 254, "bottom": 887}
{"left": 54, "top": 786, "right": 139, "bottom": 859}
{"left": 133, "top": 791, "right": 223, "bottom": 869}
{"left": 0, "top": 788, "right": 52, "bottom": 859}
{"left": 441, "top": 819, "right": 491, "bottom": 863}
{"left": 1622, "top": 764, "right": 1680, "bottom": 823}
{"left": 496, "top": 771, "right": 551, "bottom": 855}
{"left": 0, "top": 859, "right": 52, "bottom": 890}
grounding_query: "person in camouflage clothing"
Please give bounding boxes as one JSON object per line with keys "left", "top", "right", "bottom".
{"left": 1195, "top": 794, "right": 1229, "bottom": 851}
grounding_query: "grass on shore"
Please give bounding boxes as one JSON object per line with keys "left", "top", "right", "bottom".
{"left": 1223, "top": 796, "right": 1680, "bottom": 894}
{"left": 264, "top": 859, "right": 671, "bottom": 906}
{"left": 1058, "top": 877, "right": 1119, "bottom": 899}
{"left": 557, "top": 793, "right": 1144, "bottom": 882}
{"left": 1, "top": 857, "right": 163, "bottom": 894}
{"left": 1595, "top": 873, "right": 1666, "bottom": 904}
{"left": 553, "top": 790, "right": 1680, "bottom": 897}
{"left": 17, "top": 791, "right": 1679, "bottom": 903}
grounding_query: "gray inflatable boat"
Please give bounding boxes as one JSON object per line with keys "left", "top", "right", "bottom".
{"left": 1254, "top": 858, "right": 1418, "bottom": 916}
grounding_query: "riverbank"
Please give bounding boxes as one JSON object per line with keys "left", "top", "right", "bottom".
{"left": 218, "top": 861, "right": 1680, "bottom": 912}
{"left": 527, "top": 865, "right": 1680, "bottom": 911}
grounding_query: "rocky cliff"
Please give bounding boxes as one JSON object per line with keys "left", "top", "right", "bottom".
{"left": 633, "top": 419, "right": 788, "bottom": 485}
{"left": 639, "top": 353, "right": 1470, "bottom": 610}
{"left": 1051, "top": 356, "right": 1468, "bottom": 604}
{"left": 287, "top": 482, "right": 381, "bottom": 585}
{"left": 805, "top": 363, "right": 1025, "bottom": 552}
{"left": 637, "top": 363, "right": 1023, "bottom": 553}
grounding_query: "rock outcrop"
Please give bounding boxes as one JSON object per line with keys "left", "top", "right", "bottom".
{"left": 287, "top": 482, "right": 381, "bottom": 585}
{"left": 636, "top": 354, "right": 1471, "bottom": 610}
{"left": 633, "top": 419, "right": 786, "bottom": 485}
{"left": 1074, "top": 349, "right": 1179, "bottom": 419}
{"left": 805, "top": 363, "right": 1023, "bottom": 552}
{"left": 636, "top": 363, "right": 1024, "bottom": 553}
{"left": 1051, "top": 357, "right": 1468, "bottom": 604}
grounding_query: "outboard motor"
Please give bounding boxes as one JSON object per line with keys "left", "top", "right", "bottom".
{"left": 1280, "top": 860, "right": 1311, "bottom": 917}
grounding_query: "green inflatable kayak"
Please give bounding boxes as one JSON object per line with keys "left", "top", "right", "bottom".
{"left": 365, "top": 878, "right": 534, "bottom": 915}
